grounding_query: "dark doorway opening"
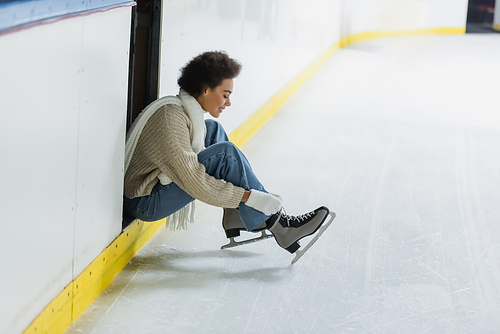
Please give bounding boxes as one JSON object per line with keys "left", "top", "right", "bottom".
{"left": 123, "top": 0, "right": 162, "bottom": 229}
{"left": 466, "top": 0, "right": 498, "bottom": 33}
{"left": 126, "top": 0, "right": 162, "bottom": 132}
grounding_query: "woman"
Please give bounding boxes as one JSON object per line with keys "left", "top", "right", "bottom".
{"left": 123, "top": 51, "right": 330, "bottom": 255}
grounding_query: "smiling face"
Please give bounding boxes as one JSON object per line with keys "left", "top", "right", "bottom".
{"left": 196, "top": 78, "right": 234, "bottom": 118}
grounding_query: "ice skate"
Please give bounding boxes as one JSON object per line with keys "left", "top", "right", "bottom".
{"left": 220, "top": 208, "right": 273, "bottom": 249}
{"left": 266, "top": 206, "right": 335, "bottom": 264}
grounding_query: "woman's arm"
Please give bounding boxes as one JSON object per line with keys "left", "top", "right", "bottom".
{"left": 241, "top": 190, "right": 251, "bottom": 203}
{"left": 155, "top": 106, "right": 245, "bottom": 208}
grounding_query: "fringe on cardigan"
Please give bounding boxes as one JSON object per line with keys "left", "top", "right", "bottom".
{"left": 166, "top": 201, "right": 196, "bottom": 230}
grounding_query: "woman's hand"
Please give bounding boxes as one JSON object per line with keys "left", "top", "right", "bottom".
{"left": 244, "top": 190, "right": 283, "bottom": 215}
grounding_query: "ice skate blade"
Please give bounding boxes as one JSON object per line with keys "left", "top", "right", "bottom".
{"left": 291, "top": 212, "right": 336, "bottom": 265}
{"left": 221, "top": 231, "right": 274, "bottom": 249}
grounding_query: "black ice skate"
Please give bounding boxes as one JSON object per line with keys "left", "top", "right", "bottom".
{"left": 266, "top": 206, "right": 335, "bottom": 264}
{"left": 220, "top": 208, "right": 273, "bottom": 249}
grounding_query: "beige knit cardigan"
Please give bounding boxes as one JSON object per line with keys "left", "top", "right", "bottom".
{"left": 124, "top": 92, "right": 245, "bottom": 213}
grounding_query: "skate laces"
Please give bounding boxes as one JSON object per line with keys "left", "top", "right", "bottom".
{"left": 279, "top": 208, "right": 315, "bottom": 227}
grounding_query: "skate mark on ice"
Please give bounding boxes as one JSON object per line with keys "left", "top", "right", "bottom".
{"left": 464, "top": 133, "right": 500, "bottom": 302}
{"left": 364, "top": 141, "right": 396, "bottom": 297}
{"left": 433, "top": 159, "right": 459, "bottom": 323}
{"left": 305, "top": 256, "right": 356, "bottom": 333}
{"left": 326, "top": 308, "right": 383, "bottom": 332}
{"left": 368, "top": 304, "right": 455, "bottom": 333}
{"left": 454, "top": 130, "right": 496, "bottom": 308}
{"left": 243, "top": 285, "right": 263, "bottom": 334}
{"left": 89, "top": 270, "right": 140, "bottom": 334}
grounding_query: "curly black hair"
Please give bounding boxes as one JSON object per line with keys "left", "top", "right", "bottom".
{"left": 178, "top": 51, "right": 242, "bottom": 97}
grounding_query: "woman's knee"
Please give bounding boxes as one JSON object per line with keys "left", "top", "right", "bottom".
{"left": 205, "top": 119, "right": 217, "bottom": 133}
{"left": 212, "top": 141, "right": 240, "bottom": 155}
{"left": 205, "top": 119, "right": 218, "bottom": 128}
{"left": 198, "top": 141, "right": 244, "bottom": 169}
{"left": 205, "top": 119, "right": 229, "bottom": 145}
{"left": 205, "top": 119, "right": 223, "bottom": 136}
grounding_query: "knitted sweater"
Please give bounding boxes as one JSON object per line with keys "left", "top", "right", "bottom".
{"left": 123, "top": 103, "right": 245, "bottom": 209}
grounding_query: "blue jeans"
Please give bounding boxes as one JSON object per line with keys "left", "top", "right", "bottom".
{"left": 123, "top": 119, "right": 270, "bottom": 231}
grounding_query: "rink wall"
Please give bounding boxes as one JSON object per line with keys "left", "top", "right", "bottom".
{"left": 158, "top": 0, "right": 342, "bottom": 136}
{"left": 0, "top": 0, "right": 468, "bottom": 333}
{"left": 495, "top": 0, "right": 500, "bottom": 31}
{"left": 0, "top": 2, "right": 134, "bottom": 334}
{"left": 341, "top": 0, "right": 468, "bottom": 36}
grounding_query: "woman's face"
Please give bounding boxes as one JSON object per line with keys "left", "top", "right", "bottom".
{"left": 196, "top": 78, "right": 233, "bottom": 118}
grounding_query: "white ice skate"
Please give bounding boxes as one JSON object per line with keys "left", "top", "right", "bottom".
{"left": 220, "top": 208, "right": 273, "bottom": 249}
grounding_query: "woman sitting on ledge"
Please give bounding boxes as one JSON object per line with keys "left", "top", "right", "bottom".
{"left": 123, "top": 51, "right": 331, "bottom": 257}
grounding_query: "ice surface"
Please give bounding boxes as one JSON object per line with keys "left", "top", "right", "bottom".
{"left": 67, "top": 35, "right": 500, "bottom": 334}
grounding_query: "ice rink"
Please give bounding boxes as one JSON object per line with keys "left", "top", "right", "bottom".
{"left": 67, "top": 35, "right": 500, "bottom": 333}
